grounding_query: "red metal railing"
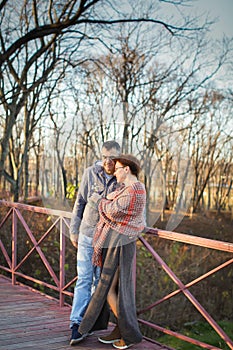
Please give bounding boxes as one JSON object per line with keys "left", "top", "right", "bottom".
{"left": 0, "top": 200, "right": 232, "bottom": 350}
{"left": 0, "top": 200, "right": 73, "bottom": 306}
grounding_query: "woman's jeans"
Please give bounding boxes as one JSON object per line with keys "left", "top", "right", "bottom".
{"left": 70, "top": 233, "right": 101, "bottom": 327}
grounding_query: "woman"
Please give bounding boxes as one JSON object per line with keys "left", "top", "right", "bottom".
{"left": 78, "top": 154, "right": 146, "bottom": 350}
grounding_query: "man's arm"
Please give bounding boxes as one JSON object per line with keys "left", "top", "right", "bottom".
{"left": 69, "top": 196, "right": 85, "bottom": 247}
{"left": 69, "top": 169, "right": 88, "bottom": 247}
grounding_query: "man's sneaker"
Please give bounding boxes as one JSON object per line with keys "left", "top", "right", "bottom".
{"left": 113, "top": 339, "right": 135, "bottom": 349}
{"left": 70, "top": 324, "right": 86, "bottom": 346}
{"left": 98, "top": 325, "right": 121, "bottom": 344}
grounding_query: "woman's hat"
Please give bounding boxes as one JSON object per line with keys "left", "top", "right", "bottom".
{"left": 113, "top": 154, "right": 141, "bottom": 174}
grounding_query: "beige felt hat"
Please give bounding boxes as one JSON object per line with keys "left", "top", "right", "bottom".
{"left": 113, "top": 154, "right": 141, "bottom": 174}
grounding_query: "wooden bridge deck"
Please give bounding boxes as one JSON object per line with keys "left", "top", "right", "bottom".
{"left": 0, "top": 276, "right": 174, "bottom": 350}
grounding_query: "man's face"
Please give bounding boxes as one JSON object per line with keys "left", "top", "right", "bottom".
{"left": 101, "top": 147, "right": 120, "bottom": 175}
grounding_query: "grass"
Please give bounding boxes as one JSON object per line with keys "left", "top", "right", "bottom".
{"left": 157, "top": 321, "right": 233, "bottom": 350}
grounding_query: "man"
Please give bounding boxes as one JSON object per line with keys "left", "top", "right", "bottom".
{"left": 69, "top": 140, "right": 121, "bottom": 346}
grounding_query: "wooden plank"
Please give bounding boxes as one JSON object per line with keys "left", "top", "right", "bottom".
{"left": 0, "top": 275, "right": 174, "bottom": 350}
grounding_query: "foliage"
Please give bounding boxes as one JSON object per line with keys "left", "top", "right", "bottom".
{"left": 157, "top": 321, "right": 233, "bottom": 350}
{"left": 66, "top": 183, "right": 78, "bottom": 200}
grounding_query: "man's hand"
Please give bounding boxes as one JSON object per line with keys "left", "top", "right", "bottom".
{"left": 88, "top": 192, "right": 102, "bottom": 208}
{"left": 70, "top": 234, "right": 78, "bottom": 248}
{"left": 71, "top": 240, "right": 78, "bottom": 248}
{"left": 90, "top": 192, "right": 102, "bottom": 203}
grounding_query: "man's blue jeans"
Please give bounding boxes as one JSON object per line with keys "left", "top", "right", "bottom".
{"left": 70, "top": 233, "right": 101, "bottom": 327}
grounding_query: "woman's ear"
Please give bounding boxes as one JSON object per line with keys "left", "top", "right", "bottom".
{"left": 124, "top": 165, "right": 130, "bottom": 173}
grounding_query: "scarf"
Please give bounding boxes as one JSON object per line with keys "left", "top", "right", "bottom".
{"left": 92, "top": 181, "right": 146, "bottom": 266}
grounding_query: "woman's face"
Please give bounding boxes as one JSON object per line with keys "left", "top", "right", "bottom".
{"left": 114, "top": 161, "right": 127, "bottom": 183}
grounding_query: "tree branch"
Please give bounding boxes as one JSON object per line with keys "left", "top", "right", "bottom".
{"left": 0, "top": 16, "right": 203, "bottom": 66}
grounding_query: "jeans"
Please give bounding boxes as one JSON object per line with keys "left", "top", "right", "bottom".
{"left": 70, "top": 233, "right": 101, "bottom": 327}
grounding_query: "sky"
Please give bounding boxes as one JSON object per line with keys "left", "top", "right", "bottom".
{"left": 194, "top": 0, "right": 233, "bottom": 39}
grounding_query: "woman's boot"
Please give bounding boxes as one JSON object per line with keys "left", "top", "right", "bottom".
{"left": 98, "top": 324, "right": 121, "bottom": 344}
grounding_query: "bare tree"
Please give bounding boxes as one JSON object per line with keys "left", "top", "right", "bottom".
{"left": 213, "top": 157, "right": 233, "bottom": 212}
{"left": 189, "top": 90, "right": 232, "bottom": 212}
{"left": 0, "top": 0, "right": 209, "bottom": 67}
{"left": 1, "top": 0, "right": 231, "bottom": 209}
{"left": 48, "top": 97, "right": 76, "bottom": 201}
{"left": 0, "top": 0, "right": 210, "bottom": 185}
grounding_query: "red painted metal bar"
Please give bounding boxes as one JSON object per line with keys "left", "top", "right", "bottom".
{"left": 139, "top": 235, "right": 233, "bottom": 350}
{"left": 0, "top": 200, "right": 232, "bottom": 350}
{"left": 138, "top": 257, "right": 233, "bottom": 315}
{"left": 0, "top": 240, "right": 11, "bottom": 269}
{"left": 10, "top": 271, "right": 61, "bottom": 292}
{"left": 14, "top": 215, "right": 60, "bottom": 271}
{"left": 14, "top": 208, "right": 60, "bottom": 286}
{"left": 0, "top": 199, "right": 73, "bottom": 218}
{"left": 12, "top": 208, "right": 17, "bottom": 285}
{"left": 60, "top": 218, "right": 66, "bottom": 307}
{"left": 63, "top": 275, "right": 77, "bottom": 292}
{"left": 144, "top": 227, "right": 233, "bottom": 253}
{"left": 0, "top": 206, "right": 13, "bottom": 229}
{"left": 138, "top": 319, "right": 223, "bottom": 350}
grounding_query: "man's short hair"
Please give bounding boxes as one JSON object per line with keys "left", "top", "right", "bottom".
{"left": 102, "top": 140, "right": 121, "bottom": 152}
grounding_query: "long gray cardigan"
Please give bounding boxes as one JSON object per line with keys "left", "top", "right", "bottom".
{"left": 78, "top": 230, "right": 142, "bottom": 346}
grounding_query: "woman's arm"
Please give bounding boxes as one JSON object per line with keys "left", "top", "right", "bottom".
{"left": 99, "top": 186, "right": 135, "bottom": 223}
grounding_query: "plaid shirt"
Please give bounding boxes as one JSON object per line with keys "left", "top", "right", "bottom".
{"left": 92, "top": 181, "right": 146, "bottom": 266}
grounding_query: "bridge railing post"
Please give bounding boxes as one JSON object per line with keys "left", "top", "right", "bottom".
{"left": 12, "top": 208, "right": 17, "bottom": 285}
{"left": 59, "top": 218, "right": 66, "bottom": 307}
